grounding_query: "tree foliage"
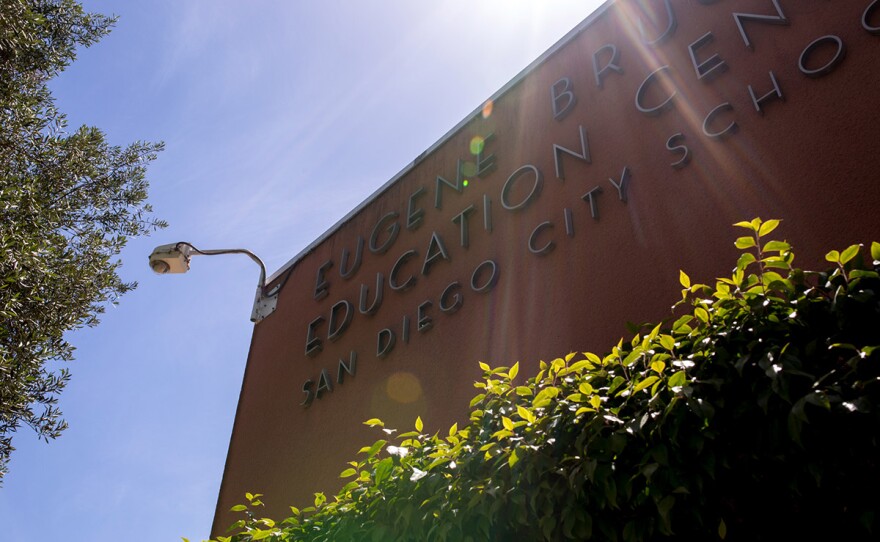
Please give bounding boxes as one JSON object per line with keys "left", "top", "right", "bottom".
{"left": 0, "top": 0, "right": 164, "bottom": 479}
{"left": 213, "top": 220, "right": 880, "bottom": 541}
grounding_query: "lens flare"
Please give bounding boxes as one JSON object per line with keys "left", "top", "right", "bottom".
{"left": 470, "top": 136, "right": 485, "bottom": 156}
{"left": 386, "top": 372, "right": 423, "bottom": 404}
{"left": 482, "top": 99, "right": 494, "bottom": 118}
{"left": 460, "top": 161, "right": 477, "bottom": 177}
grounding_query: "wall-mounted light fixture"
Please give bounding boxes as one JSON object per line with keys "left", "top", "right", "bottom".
{"left": 148, "top": 242, "right": 278, "bottom": 322}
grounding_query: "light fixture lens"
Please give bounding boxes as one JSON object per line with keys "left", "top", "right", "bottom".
{"left": 151, "top": 259, "right": 171, "bottom": 274}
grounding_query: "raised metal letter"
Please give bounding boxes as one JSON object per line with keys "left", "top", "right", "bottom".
{"left": 417, "top": 300, "right": 433, "bottom": 333}
{"left": 582, "top": 186, "right": 603, "bottom": 220}
{"left": 439, "top": 281, "right": 463, "bottom": 313}
{"left": 593, "top": 44, "right": 624, "bottom": 88}
{"left": 635, "top": 66, "right": 676, "bottom": 116}
{"left": 339, "top": 236, "right": 363, "bottom": 279}
{"left": 748, "top": 71, "right": 784, "bottom": 114}
{"left": 389, "top": 249, "right": 418, "bottom": 292}
{"left": 688, "top": 32, "right": 727, "bottom": 81}
{"left": 314, "top": 260, "right": 332, "bottom": 300}
{"left": 337, "top": 351, "right": 357, "bottom": 385}
{"left": 798, "top": 36, "right": 846, "bottom": 78}
{"left": 316, "top": 368, "right": 333, "bottom": 398}
{"left": 359, "top": 273, "right": 384, "bottom": 315}
{"left": 666, "top": 133, "right": 691, "bottom": 169}
{"left": 471, "top": 260, "right": 499, "bottom": 293}
{"left": 377, "top": 328, "right": 395, "bottom": 358}
{"left": 305, "top": 316, "right": 324, "bottom": 357}
{"left": 733, "top": 0, "right": 789, "bottom": 50}
{"left": 553, "top": 125, "right": 591, "bottom": 181}
{"left": 702, "top": 103, "right": 737, "bottom": 139}
{"left": 327, "top": 300, "right": 353, "bottom": 342}
{"left": 501, "top": 165, "right": 543, "bottom": 211}
{"left": 551, "top": 77, "right": 577, "bottom": 121}
{"left": 528, "top": 222, "right": 555, "bottom": 256}
{"left": 301, "top": 380, "right": 315, "bottom": 407}
{"left": 865, "top": 0, "right": 880, "bottom": 35}
{"left": 369, "top": 212, "right": 400, "bottom": 255}
{"left": 422, "top": 232, "right": 451, "bottom": 276}
{"left": 435, "top": 173, "right": 462, "bottom": 210}
{"left": 452, "top": 205, "right": 476, "bottom": 248}
{"left": 483, "top": 194, "right": 493, "bottom": 233}
{"left": 609, "top": 167, "right": 630, "bottom": 203}
{"left": 636, "top": 0, "right": 677, "bottom": 46}
{"left": 407, "top": 187, "right": 426, "bottom": 230}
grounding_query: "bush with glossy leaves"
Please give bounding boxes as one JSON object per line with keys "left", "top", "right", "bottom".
{"left": 210, "top": 219, "right": 880, "bottom": 542}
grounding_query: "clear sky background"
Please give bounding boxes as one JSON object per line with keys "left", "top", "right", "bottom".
{"left": 0, "top": 1, "right": 605, "bottom": 540}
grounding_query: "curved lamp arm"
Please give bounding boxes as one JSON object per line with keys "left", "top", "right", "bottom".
{"left": 148, "top": 242, "right": 278, "bottom": 322}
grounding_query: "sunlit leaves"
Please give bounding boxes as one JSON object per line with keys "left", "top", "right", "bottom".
{"left": 735, "top": 236, "right": 756, "bottom": 249}
{"left": 0, "top": 0, "right": 164, "bottom": 481}
{"left": 633, "top": 376, "right": 659, "bottom": 393}
{"left": 532, "top": 386, "right": 560, "bottom": 408}
{"left": 218, "top": 223, "right": 880, "bottom": 541}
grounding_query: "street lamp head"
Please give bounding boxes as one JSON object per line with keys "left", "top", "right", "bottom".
{"left": 148, "top": 241, "right": 279, "bottom": 322}
{"left": 148, "top": 243, "right": 191, "bottom": 274}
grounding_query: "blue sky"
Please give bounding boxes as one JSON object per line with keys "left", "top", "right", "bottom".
{"left": 0, "top": 1, "right": 605, "bottom": 540}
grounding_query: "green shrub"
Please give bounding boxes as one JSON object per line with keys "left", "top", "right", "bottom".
{"left": 212, "top": 219, "right": 880, "bottom": 541}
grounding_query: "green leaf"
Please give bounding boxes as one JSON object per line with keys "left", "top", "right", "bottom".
{"left": 657, "top": 495, "right": 675, "bottom": 526}
{"left": 651, "top": 360, "right": 666, "bottom": 373}
{"left": 363, "top": 418, "right": 384, "bottom": 428}
{"left": 339, "top": 468, "right": 357, "bottom": 478}
{"left": 568, "top": 359, "right": 594, "bottom": 372}
{"left": 508, "top": 448, "right": 520, "bottom": 468}
{"left": 734, "top": 236, "right": 756, "bottom": 249}
{"left": 230, "top": 504, "right": 247, "bottom": 512}
{"left": 851, "top": 269, "right": 880, "bottom": 279}
{"left": 516, "top": 405, "right": 536, "bottom": 424}
{"left": 362, "top": 439, "right": 387, "bottom": 458}
{"left": 732, "top": 220, "right": 755, "bottom": 230}
{"left": 825, "top": 249, "right": 840, "bottom": 263}
{"left": 668, "top": 370, "right": 687, "bottom": 389}
{"left": 634, "top": 376, "right": 659, "bottom": 393}
{"left": 623, "top": 348, "right": 642, "bottom": 366}
{"left": 872, "top": 241, "right": 880, "bottom": 262}
{"left": 374, "top": 457, "right": 394, "bottom": 485}
{"left": 515, "top": 386, "right": 533, "bottom": 396}
{"left": 659, "top": 335, "right": 675, "bottom": 351}
{"left": 679, "top": 270, "right": 690, "bottom": 288}
{"left": 533, "top": 386, "right": 560, "bottom": 408}
{"left": 608, "top": 376, "right": 626, "bottom": 395}
{"left": 695, "top": 307, "right": 710, "bottom": 323}
{"left": 757, "top": 218, "right": 780, "bottom": 237}
{"left": 719, "top": 518, "right": 727, "bottom": 539}
{"left": 736, "top": 252, "right": 756, "bottom": 271}
{"left": 840, "top": 244, "right": 860, "bottom": 265}
{"left": 448, "top": 422, "right": 458, "bottom": 437}
{"left": 509, "top": 361, "right": 519, "bottom": 380}
{"left": 415, "top": 416, "right": 424, "bottom": 432}
{"left": 585, "top": 352, "right": 602, "bottom": 365}
{"left": 764, "top": 240, "right": 790, "bottom": 252}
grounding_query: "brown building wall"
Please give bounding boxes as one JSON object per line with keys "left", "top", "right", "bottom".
{"left": 213, "top": 0, "right": 880, "bottom": 534}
